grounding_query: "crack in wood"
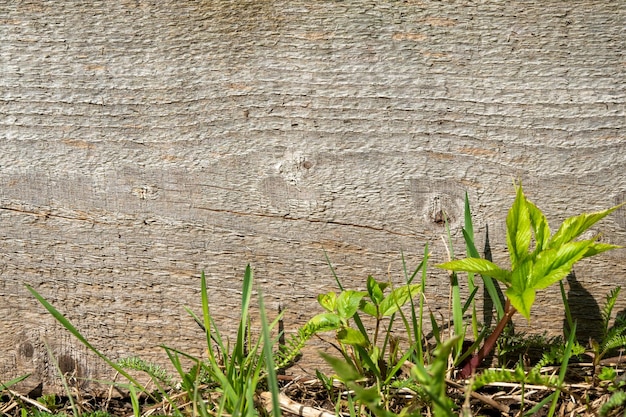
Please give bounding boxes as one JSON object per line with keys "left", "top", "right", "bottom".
{"left": 0, "top": 206, "right": 105, "bottom": 224}
{"left": 195, "top": 206, "right": 415, "bottom": 237}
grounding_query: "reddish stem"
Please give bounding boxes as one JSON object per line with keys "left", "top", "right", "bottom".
{"left": 458, "top": 299, "right": 517, "bottom": 379}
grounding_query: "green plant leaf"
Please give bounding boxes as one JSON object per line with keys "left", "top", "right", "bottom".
{"left": 231, "top": 264, "right": 254, "bottom": 368}
{"left": 526, "top": 198, "right": 551, "bottom": 253}
{"left": 507, "top": 258, "right": 535, "bottom": 319}
{"left": 437, "top": 258, "right": 511, "bottom": 284}
{"left": 258, "top": 289, "right": 281, "bottom": 417}
{"left": 602, "top": 287, "right": 621, "bottom": 339}
{"left": 531, "top": 240, "right": 594, "bottom": 290}
{"left": 359, "top": 300, "right": 378, "bottom": 317}
{"left": 506, "top": 286, "right": 535, "bottom": 320}
{"left": 337, "top": 327, "right": 369, "bottom": 347}
{"left": 378, "top": 283, "right": 421, "bottom": 317}
{"left": 25, "top": 285, "right": 146, "bottom": 392}
{"left": 583, "top": 242, "right": 623, "bottom": 258}
{"left": 318, "top": 291, "right": 337, "bottom": 312}
{"left": 336, "top": 290, "right": 367, "bottom": 320}
{"left": 306, "top": 313, "right": 343, "bottom": 333}
{"left": 506, "top": 184, "right": 532, "bottom": 269}
{"left": 464, "top": 191, "right": 474, "bottom": 239}
{"left": 0, "top": 374, "right": 31, "bottom": 391}
{"left": 320, "top": 352, "right": 364, "bottom": 383}
{"left": 598, "top": 367, "right": 617, "bottom": 382}
{"left": 548, "top": 203, "right": 624, "bottom": 249}
{"left": 366, "top": 275, "right": 387, "bottom": 305}
{"left": 461, "top": 228, "right": 505, "bottom": 320}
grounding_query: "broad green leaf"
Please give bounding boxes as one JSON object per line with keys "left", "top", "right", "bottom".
{"left": 359, "top": 300, "right": 378, "bottom": 317}
{"left": 366, "top": 275, "right": 386, "bottom": 305}
{"left": 526, "top": 199, "right": 551, "bottom": 253}
{"left": 506, "top": 185, "right": 532, "bottom": 269}
{"left": 506, "top": 286, "right": 536, "bottom": 320}
{"left": 378, "top": 283, "right": 421, "bottom": 317}
{"left": 508, "top": 258, "right": 535, "bottom": 319}
{"left": 583, "top": 242, "right": 623, "bottom": 258}
{"left": 531, "top": 240, "right": 594, "bottom": 289}
{"left": 548, "top": 203, "right": 624, "bottom": 249}
{"left": 317, "top": 292, "right": 337, "bottom": 312}
{"left": 337, "top": 327, "right": 369, "bottom": 347}
{"left": 509, "top": 257, "right": 533, "bottom": 291}
{"left": 437, "top": 258, "right": 511, "bottom": 284}
{"left": 305, "top": 313, "right": 342, "bottom": 333}
{"left": 336, "top": 291, "right": 366, "bottom": 320}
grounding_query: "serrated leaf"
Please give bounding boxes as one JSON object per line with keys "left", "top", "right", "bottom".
{"left": 506, "top": 286, "right": 535, "bottom": 320}
{"left": 366, "top": 275, "right": 385, "bottom": 305}
{"left": 531, "top": 240, "right": 594, "bottom": 289}
{"left": 317, "top": 292, "right": 337, "bottom": 312}
{"left": 337, "top": 327, "right": 369, "bottom": 347}
{"left": 506, "top": 184, "right": 532, "bottom": 269}
{"left": 378, "top": 284, "right": 421, "bottom": 317}
{"left": 305, "top": 313, "right": 342, "bottom": 333}
{"left": 583, "top": 242, "right": 623, "bottom": 258}
{"left": 509, "top": 257, "right": 532, "bottom": 289}
{"left": 548, "top": 203, "right": 624, "bottom": 249}
{"left": 526, "top": 198, "right": 551, "bottom": 253}
{"left": 437, "top": 258, "right": 511, "bottom": 284}
{"left": 507, "top": 258, "right": 535, "bottom": 319}
{"left": 336, "top": 291, "right": 366, "bottom": 320}
{"left": 598, "top": 367, "right": 617, "bottom": 382}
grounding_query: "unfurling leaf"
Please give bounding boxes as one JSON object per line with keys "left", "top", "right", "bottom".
{"left": 526, "top": 199, "right": 551, "bottom": 253}
{"left": 366, "top": 275, "right": 387, "bottom": 305}
{"left": 506, "top": 184, "right": 532, "bottom": 269}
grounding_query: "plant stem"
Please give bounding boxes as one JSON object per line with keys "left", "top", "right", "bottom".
{"left": 458, "top": 299, "right": 517, "bottom": 379}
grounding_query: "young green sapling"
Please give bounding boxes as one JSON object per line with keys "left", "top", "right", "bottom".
{"left": 437, "top": 183, "right": 624, "bottom": 378}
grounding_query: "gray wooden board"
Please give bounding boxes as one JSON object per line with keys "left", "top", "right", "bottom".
{"left": 1, "top": 0, "right": 625, "bottom": 393}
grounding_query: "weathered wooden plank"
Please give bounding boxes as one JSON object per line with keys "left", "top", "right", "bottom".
{"left": 1, "top": 0, "right": 624, "bottom": 393}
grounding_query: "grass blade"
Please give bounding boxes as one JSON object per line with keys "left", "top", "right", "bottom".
{"left": 25, "top": 284, "right": 146, "bottom": 393}
{"left": 258, "top": 290, "right": 281, "bottom": 417}
{"left": 461, "top": 228, "right": 504, "bottom": 320}
{"left": 0, "top": 374, "right": 31, "bottom": 391}
{"left": 43, "top": 341, "right": 80, "bottom": 417}
{"left": 547, "top": 321, "right": 577, "bottom": 417}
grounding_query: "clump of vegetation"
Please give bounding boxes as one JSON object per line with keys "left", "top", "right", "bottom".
{"left": 2, "top": 184, "right": 624, "bottom": 416}
{"left": 438, "top": 183, "right": 623, "bottom": 379}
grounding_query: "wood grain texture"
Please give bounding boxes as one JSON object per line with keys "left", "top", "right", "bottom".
{"left": 1, "top": 0, "right": 624, "bottom": 392}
